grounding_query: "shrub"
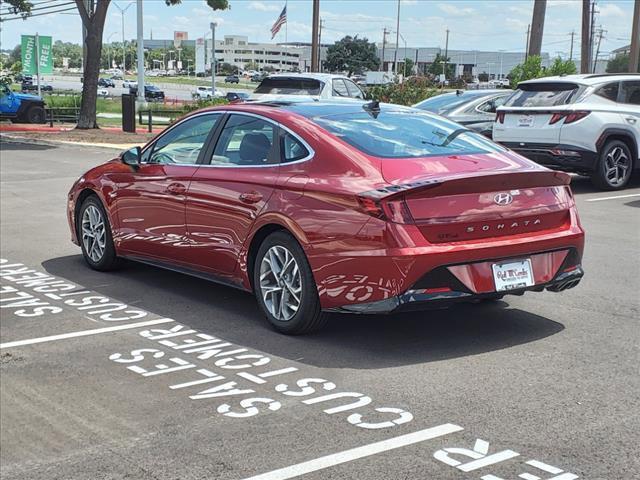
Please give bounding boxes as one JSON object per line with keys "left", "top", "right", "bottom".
{"left": 369, "top": 77, "right": 439, "bottom": 106}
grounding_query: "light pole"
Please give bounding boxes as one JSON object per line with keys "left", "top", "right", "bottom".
{"left": 498, "top": 50, "right": 505, "bottom": 79}
{"left": 113, "top": 2, "right": 134, "bottom": 72}
{"left": 107, "top": 32, "right": 117, "bottom": 69}
{"left": 211, "top": 22, "right": 217, "bottom": 94}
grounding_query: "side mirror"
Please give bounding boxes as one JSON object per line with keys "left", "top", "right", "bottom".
{"left": 122, "top": 146, "right": 141, "bottom": 167}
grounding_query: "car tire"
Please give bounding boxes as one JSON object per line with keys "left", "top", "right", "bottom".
{"left": 77, "top": 195, "right": 120, "bottom": 271}
{"left": 253, "top": 231, "right": 327, "bottom": 335}
{"left": 591, "top": 140, "right": 634, "bottom": 190}
{"left": 26, "top": 105, "right": 45, "bottom": 124}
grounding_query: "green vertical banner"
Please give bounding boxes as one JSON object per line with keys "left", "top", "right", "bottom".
{"left": 21, "top": 35, "right": 53, "bottom": 75}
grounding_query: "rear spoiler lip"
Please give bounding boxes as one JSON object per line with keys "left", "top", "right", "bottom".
{"left": 361, "top": 170, "right": 571, "bottom": 201}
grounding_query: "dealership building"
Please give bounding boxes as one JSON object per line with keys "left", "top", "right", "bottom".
{"left": 144, "top": 35, "right": 547, "bottom": 78}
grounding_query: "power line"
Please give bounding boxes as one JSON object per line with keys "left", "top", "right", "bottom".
{"left": 0, "top": 5, "right": 76, "bottom": 21}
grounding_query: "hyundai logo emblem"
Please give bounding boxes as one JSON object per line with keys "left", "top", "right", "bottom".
{"left": 494, "top": 193, "right": 513, "bottom": 205}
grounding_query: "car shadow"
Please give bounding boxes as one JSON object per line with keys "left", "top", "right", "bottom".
{"left": 570, "top": 173, "right": 640, "bottom": 195}
{"left": 43, "top": 255, "right": 565, "bottom": 370}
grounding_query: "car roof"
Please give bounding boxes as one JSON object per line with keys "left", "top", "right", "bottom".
{"left": 520, "top": 73, "right": 640, "bottom": 86}
{"left": 265, "top": 72, "right": 351, "bottom": 82}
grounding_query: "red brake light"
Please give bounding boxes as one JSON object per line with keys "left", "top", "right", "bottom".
{"left": 549, "top": 113, "right": 565, "bottom": 125}
{"left": 564, "top": 111, "right": 590, "bottom": 124}
{"left": 495, "top": 111, "right": 505, "bottom": 124}
{"left": 356, "top": 194, "right": 414, "bottom": 224}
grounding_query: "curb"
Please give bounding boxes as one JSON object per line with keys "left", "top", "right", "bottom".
{"left": 1, "top": 133, "right": 131, "bottom": 151}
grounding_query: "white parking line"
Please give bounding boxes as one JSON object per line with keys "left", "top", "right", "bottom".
{"left": 585, "top": 193, "right": 640, "bottom": 202}
{"left": 0, "top": 318, "right": 175, "bottom": 349}
{"left": 239, "top": 423, "right": 463, "bottom": 480}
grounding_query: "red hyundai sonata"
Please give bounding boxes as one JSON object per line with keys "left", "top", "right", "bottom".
{"left": 67, "top": 101, "right": 585, "bottom": 334}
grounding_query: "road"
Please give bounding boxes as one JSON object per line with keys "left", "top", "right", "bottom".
{"left": 1, "top": 140, "right": 639, "bottom": 480}
{"left": 45, "top": 75, "right": 253, "bottom": 101}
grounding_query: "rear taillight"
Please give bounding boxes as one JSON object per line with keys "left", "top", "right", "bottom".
{"left": 356, "top": 194, "right": 414, "bottom": 224}
{"left": 548, "top": 111, "right": 590, "bottom": 125}
{"left": 495, "top": 111, "right": 505, "bottom": 124}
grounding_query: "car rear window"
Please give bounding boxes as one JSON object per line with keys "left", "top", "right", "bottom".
{"left": 254, "top": 78, "right": 323, "bottom": 95}
{"left": 504, "top": 82, "right": 581, "bottom": 107}
{"left": 311, "top": 109, "right": 504, "bottom": 158}
{"left": 414, "top": 93, "right": 470, "bottom": 113}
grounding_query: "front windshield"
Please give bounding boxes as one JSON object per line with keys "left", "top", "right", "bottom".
{"left": 311, "top": 109, "right": 504, "bottom": 158}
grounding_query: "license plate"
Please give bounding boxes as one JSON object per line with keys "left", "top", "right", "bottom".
{"left": 492, "top": 259, "right": 534, "bottom": 292}
{"left": 518, "top": 114, "right": 534, "bottom": 127}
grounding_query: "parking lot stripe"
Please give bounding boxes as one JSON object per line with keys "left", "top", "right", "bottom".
{"left": 0, "top": 318, "right": 175, "bottom": 349}
{"left": 585, "top": 193, "right": 640, "bottom": 202}
{"left": 239, "top": 423, "right": 463, "bottom": 480}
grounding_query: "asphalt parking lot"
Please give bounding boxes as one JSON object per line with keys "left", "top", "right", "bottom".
{"left": 1, "top": 140, "right": 639, "bottom": 480}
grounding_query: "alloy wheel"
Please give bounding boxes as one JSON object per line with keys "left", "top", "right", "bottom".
{"left": 81, "top": 205, "right": 106, "bottom": 263}
{"left": 259, "top": 245, "right": 302, "bottom": 322}
{"left": 604, "top": 145, "right": 630, "bottom": 187}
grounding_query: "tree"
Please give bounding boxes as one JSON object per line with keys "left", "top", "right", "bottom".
{"left": 508, "top": 55, "right": 544, "bottom": 88}
{"left": 547, "top": 56, "right": 577, "bottom": 76}
{"left": 607, "top": 54, "right": 630, "bottom": 73}
{"left": 427, "top": 54, "right": 455, "bottom": 79}
{"left": 402, "top": 57, "right": 414, "bottom": 77}
{"left": 219, "top": 62, "right": 236, "bottom": 75}
{"left": 325, "top": 35, "right": 379, "bottom": 76}
{"left": 6, "top": 0, "right": 229, "bottom": 129}
{"left": 478, "top": 72, "right": 489, "bottom": 82}
{"left": 244, "top": 60, "right": 259, "bottom": 71}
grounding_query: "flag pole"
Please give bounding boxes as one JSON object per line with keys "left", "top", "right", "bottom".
{"left": 285, "top": 1, "right": 288, "bottom": 44}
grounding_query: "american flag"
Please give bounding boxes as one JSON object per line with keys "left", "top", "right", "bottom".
{"left": 270, "top": 5, "right": 287, "bottom": 39}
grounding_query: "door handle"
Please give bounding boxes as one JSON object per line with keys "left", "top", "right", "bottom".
{"left": 625, "top": 117, "right": 637, "bottom": 124}
{"left": 167, "top": 182, "right": 186, "bottom": 195}
{"left": 239, "top": 191, "right": 263, "bottom": 204}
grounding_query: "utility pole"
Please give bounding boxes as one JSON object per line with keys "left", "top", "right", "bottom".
{"left": 136, "top": 0, "right": 144, "bottom": 103}
{"left": 569, "top": 30, "right": 575, "bottom": 61}
{"left": 443, "top": 28, "right": 449, "bottom": 80}
{"left": 318, "top": 19, "right": 323, "bottom": 72}
{"left": 394, "top": 0, "right": 400, "bottom": 76}
{"left": 581, "top": 0, "right": 591, "bottom": 72}
{"left": 631, "top": 0, "right": 640, "bottom": 73}
{"left": 589, "top": 1, "right": 597, "bottom": 72}
{"left": 592, "top": 28, "right": 604, "bottom": 73}
{"left": 380, "top": 27, "right": 388, "bottom": 72}
{"left": 528, "top": 0, "right": 546, "bottom": 58}
{"left": 35, "top": 32, "right": 41, "bottom": 97}
{"left": 525, "top": 24, "right": 530, "bottom": 60}
{"left": 310, "top": 0, "right": 320, "bottom": 72}
{"left": 211, "top": 22, "right": 216, "bottom": 93}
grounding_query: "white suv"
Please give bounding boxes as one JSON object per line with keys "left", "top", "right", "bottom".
{"left": 250, "top": 73, "right": 366, "bottom": 102}
{"left": 192, "top": 86, "right": 224, "bottom": 100}
{"left": 493, "top": 74, "right": 640, "bottom": 190}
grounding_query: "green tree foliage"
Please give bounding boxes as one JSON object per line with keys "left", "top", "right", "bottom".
{"left": 508, "top": 55, "right": 544, "bottom": 88}
{"left": 606, "top": 54, "right": 630, "bottom": 73}
{"left": 52, "top": 41, "right": 83, "bottom": 68}
{"left": 325, "top": 35, "right": 380, "bottom": 76}
{"left": 426, "top": 54, "right": 455, "bottom": 79}
{"left": 401, "top": 57, "right": 414, "bottom": 76}
{"left": 244, "top": 60, "right": 259, "bottom": 71}
{"left": 547, "top": 56, "right": 577, "bottom": 76}
{"left": 478, "top": 72, "right": 489, "bottom": 82}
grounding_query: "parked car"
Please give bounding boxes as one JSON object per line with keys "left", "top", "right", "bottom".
{"left": 493, "top": 74, "right": 640, "bottom": 190}
{"left": 67, "top": 101, "right": 585, "bottom": 334}
{"left": 0, "top": 83, "right": 46, "bottom": 123}
{"left": 130, "top": 84, "right": 165, "bottom": 101}
{"left": 250, "top": 72, "right": 268, "bottom": 82}
{"left": 251, "top": 73, "right": 366, "bottom": 101}
{"left": 192, "top": 86, "right": 224, "bottom": 100}
{"left": 225, "top": 91, "right": 250, "bottom": 102}
{"left": 21, "top": 81, "right": 53, "bottom": 92}
{"left": 122, "top": 79, "right": 137, "bottom": 89}
{"left": 110, "top": 73, "right": 123, "bottom": 80}
{"left": 225, "top": 74, "right": 240, "bottom": 84}
{"left": 414, "top": 89, "right": 513, "bottom": 138}
{"left": 97, "top": 87, "right": 110, "bottom": 98}
{"left": 98, "top": 78, "right": 115, "bottom": 88}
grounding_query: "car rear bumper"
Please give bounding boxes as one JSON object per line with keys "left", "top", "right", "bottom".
{"left": 502, "top": 142, "right": 598, "bottom": 172}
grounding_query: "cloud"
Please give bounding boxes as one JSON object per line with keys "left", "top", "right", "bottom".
{"left": 248, "top": 1, "right": 280, "bottom": 12}
{"left": 599, "top": 4, "right": 625, "bottom": 18}
{"left": 437, "top": 3, "right": 475, "bottom": 16}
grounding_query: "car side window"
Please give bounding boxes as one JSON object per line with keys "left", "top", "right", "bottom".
{"left": 146, "top": 114, "right": 221, "bottom": 165}
{"left": 344, "top": 80, "right": 365, "bottom": 99}
{"left": 211, "top": 114, "right": 277, "bottom": 166}
{"left": 281, "top": 132, "right": 310, "bottom": 163}
{"left": 619, "top": 81, "right": 640, "bottom": 105}
{"left": 332, "top": 79, "right": 350, "bottom": 97}
{"left": 595, "top": 82, "right": 620, "bottom": 102}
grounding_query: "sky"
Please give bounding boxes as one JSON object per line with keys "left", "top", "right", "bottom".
{"left": 0, "top": 0, "right": 635, "bottom": 59}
